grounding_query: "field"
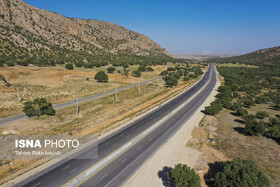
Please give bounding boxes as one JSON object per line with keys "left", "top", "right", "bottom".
{"left": 0, "top": 64, "right": 169, "bottom": 118}
{"left": 214, "top": 106, "right": 280, "bottom": 187}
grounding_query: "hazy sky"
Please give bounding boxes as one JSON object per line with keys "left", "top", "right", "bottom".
{"left": 23, "top": 0, "right": 280, "bottom": 55}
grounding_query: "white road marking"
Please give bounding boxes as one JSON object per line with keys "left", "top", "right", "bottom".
{"left": 105, "top": 142, "right": 110, "bottom": 146}
{"left": 112, "top": 144, "right": 116, "bottom": 147}
{"left": 121, "top": 158, "right": 127, "bottom": 163}
{"left": 136, "top": 146, "right": 142, "bottom": 151}
{"left": 70, "top": 168, "right": 77, "bottom": 174}
{"left": 63, "top": 165, "right": 71, "bottom": 170}
{"left": 100, "top": 173, "right": 108, "bottom": 180}
{"left": 32, "top": 183, "right": 40, "bottom": 187}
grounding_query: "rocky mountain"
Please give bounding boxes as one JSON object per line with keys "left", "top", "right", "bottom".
{"left": 211, "top": 46, "right": 280, "bottom": 66}
{"left": 0, "top": 0, "right": 171, "bottom": 66}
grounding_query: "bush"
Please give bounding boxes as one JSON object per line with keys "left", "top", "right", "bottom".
{"left": 183, "top": 77, "right": 190, "bottom": 81}
{"left": 214, "top": 158, "right": 270, "bottom": 187}
{"left": 146, "top": 67, "right": 154, "bottom": 72}
{"left": 138, "top": 66, "right": 146, "bottom": 72}
{"left": 169, "top": 164, "right": 201, "bottom": 187}
{"left": 23, "top": 98, "right": 55, "bottom": 117}
{"left": 256, "top": 111, "right": 269, "bottom": 119}
{"left": 245, "top": 120, "right": 266, "bottom": 135}
{"left": 65, "top": 63, "right": 74, "bottom": 70}
{"left": 107, "top": 67, "right": 116, "bottom": 73}
{"left": 205, "top": 102, "right": 223, "bottom": 115}
{"left": 236, "top": 107, "right": 248, "bottom": 116}
{"left": 132, "top": 70, "right": 141, "bottom": 77}
{"left": 167, "top": 67, "right": 176, "bottom": 71}
{"left": 17, "top": 60, "right": 28, "bottom": 66}
{"left": 6, "top": 60, "right": 14, "bottom": 66}
{"left": 94, "top": 71, "right": 108, "bottom": 82}
{"left": 165, "top": 76, "right": 178, "bottom": 87}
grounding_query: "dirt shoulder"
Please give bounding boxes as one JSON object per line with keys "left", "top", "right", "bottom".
{"left": 124, "top": 73, "right": 220, "bottom": 187}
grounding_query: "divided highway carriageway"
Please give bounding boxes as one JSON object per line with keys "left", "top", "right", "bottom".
{"left": 14, "top": 63, "right": 217, "bottom": 187}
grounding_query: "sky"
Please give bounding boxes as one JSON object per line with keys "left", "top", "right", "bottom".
{"left": 23, "top": 0, "right": 280, "bottom": 55}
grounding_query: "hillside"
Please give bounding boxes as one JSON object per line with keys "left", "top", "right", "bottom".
{"left": 210, "top": 46, "right": 280, "bottom": 66}
{"left": 0, "top": 0, "right": 171, "bottom": 66}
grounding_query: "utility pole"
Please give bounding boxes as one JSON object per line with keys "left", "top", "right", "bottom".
{"left": 115, "top": 86, "right": 118, "bottom": 100}
{"left": 138, "top": 81, "right": 141, "bottom": 93}
{"left": 183, "top": 71, "right": 184, "bottom": 77}
{"left": 17, "top": 84, "right": 20, "bottom": 103}
{"left": 76, "top": 94, "right": 79, "bottom": 116}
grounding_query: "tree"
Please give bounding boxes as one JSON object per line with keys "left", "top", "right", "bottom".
{"left": 167, "top": 67, "right": 176, "bottom": 71}
{"left": 23, "top": 98, "right": 55, "bottom": 117}
{"left": 146, "top": 67, "right": 154, "bottom": 72}
{"left": 132, "top": 70, "right": 141, "bottom": 77}
{"left": 256, "top": 111, "right": 269, "bottom": 119}
{"left": 94, "top": 71, "right": 108, "bottom": 82}
{"left": 138, "top": 66, "right": 146, "bottom": 72}
{"left": 205, "top": 102, "right": 223, "bottom": 116}
{"left": 245, "top": 120, "right": 266, "bottom": 135}
{"left": 236, "top": 107, "right": 248, "bottom": 117}
{"left": 169, "top": 164, "right": 201, "bottom": 187}
{"left": 107, "top": 67, "right": 116, "bottom": 73}
{"left": 65, "top": 63, "right": 74, "bottom": 70}
{"left": 165, "top": 76, "right": 178, "bottom": 87}
{"left": 214, "top": 158, "right": 270, "bottom": 187}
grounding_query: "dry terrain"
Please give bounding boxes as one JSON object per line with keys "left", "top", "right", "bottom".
{"left": 0, "top": 64, "right": 167, "bottom": 118}
{"left": 185, "top": 105, "right": 280, "bottom": 187}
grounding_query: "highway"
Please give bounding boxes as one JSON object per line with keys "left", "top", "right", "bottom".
{"left": 0, "top": 77, "right": 161, "bottom": 126}
{"left": 13, "top": 64, "right": 217, "bottom": 187}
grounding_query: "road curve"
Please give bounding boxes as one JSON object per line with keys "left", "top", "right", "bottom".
{"left": 0, "top": 77, "right": 161, "bottom": 126}
{"left": 13, "top": 64, "right": 216, "bottom": 187}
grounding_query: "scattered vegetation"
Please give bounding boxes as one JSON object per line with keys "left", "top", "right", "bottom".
{"left": 23, "top": 98, "right": 55, "bottom": 117}
{"left": 214, "top": 158, "right": 270, "bottom": 187}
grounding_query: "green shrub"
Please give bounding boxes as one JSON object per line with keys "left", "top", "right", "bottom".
{"left": 236, "top": 107, "right": 248, "bottom": 116}
{"left": 132, "top": 70, "right": 141, "bottom": 77}
{"left": 23, "top": 98, "right": 55, "bottom": 117}
{"left": 214, "top": 158, "right": 270, "bottom": 187}
{"left": 169, "top": 164, "right": 201, "bottom": 187}
{"left": 256, "top": 111, "right": 269, "bottom": 119}
{"left": 107, "top": 67, "right": 116, "bottom": 73}
{"left": 94, "top": 71, "right": 108, "bottom": 82}
{"left": 165, "top": 76, "right": 178, "bottom": 87}
{"left": 65, "top": 63, "right": 74, "bottom": 70}
{"left": 138, "top": 66, "right": 146, "bottom": 72}
{"left": 146, "top": 67, "right": 154, "bottom": 72}
{"left": 245, "top": 120, "right": 266, "bottom": 135}
{"left": 205, "top": 102, "right": 223, "bottom": 115}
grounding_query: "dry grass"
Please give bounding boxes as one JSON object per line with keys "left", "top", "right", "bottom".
{"left": 215, "top": 108, "right": 280, "bottom": 187}
{"left": 0, "top": 64, "right": 169, "bottom": 118}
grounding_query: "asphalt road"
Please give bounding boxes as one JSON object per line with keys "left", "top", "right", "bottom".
{"left": 0, "top": 77, "right": 161, "bottom": 126}
{"left": 13, "top": 64, "right": 216, "bottom": 187}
